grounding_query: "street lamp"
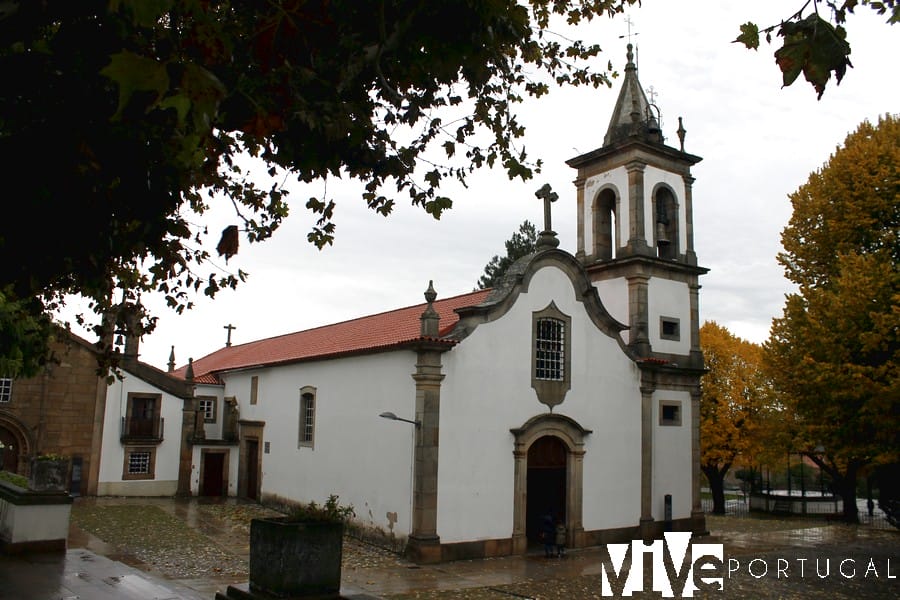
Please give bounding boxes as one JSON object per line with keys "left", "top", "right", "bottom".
{"left": 378, "top": 412, "right": 420, "bottom": 428}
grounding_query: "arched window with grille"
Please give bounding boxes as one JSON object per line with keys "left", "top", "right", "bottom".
{"left": 531, "top": 303, "right": 572, "bottom": 409}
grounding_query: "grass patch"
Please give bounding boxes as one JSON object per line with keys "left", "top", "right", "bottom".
{"left": 0, "top": 470, "right": 27, "bottom": 488}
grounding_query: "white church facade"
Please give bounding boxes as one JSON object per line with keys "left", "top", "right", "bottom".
{"left": 82, "top": 43, "right": 709, "bottom": 562}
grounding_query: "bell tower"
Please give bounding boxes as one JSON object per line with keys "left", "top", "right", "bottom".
{"left": 566, "top": 44, "right": 706, "bottom": 368}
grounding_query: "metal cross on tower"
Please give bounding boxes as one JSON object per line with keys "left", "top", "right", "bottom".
{"left": 224, "top": 323, "right": 236, "bottom": 347}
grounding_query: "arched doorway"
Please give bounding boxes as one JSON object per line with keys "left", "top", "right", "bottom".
{"left": 511, "top": 413, "right": 591, "bottom": 554}
{"left": 0, "top": 426, "right": 19, "bottom": 472}
{"left": 526, "top": 435, "right": 567, "bottom": 543}
{"left": 0, "top": 415, "right": 31, "bottom": 474}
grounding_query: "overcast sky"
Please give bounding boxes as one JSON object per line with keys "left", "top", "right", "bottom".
{"left": 63, "top": 1, "right": 899, "bottom": 371}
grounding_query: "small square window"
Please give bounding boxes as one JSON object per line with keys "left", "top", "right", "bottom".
{"left": 198, "top": 397, "right": 217, "bottom": 423}
{"left": 128, "top": 451, "right": 151, "bottom": 474}
{"left": 122, "top": 447, "right": 156, "bottom": 480}
{"left": 659, "top": 401, "right": 682, "bottom": 426}
{"left": 660, "top": 317, "right": 681, "bottom": 341}
{"left": 0, "top": 378, "right": 11, "bottom": 403}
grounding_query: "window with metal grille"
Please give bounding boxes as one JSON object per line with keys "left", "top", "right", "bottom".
{"left": 535, "top": 318, "right": 565, "bottom": 381}
{"left": 299, "top": 390, "right": 315, "bottom": 447}
{"left": 0, "top": 378, "right": 11, "bottom": 403}
{"left": 127, "top": 451, "right": 151, "bottom": 474}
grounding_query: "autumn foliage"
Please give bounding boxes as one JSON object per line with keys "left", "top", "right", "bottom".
{"left": 699, "top": 321, "right": 773, "bottom": 514}
{"left": 766, "top": 114, "right": 899, "bottom": 522}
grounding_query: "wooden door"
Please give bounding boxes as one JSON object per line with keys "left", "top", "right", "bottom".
{"left": 245, "top": 439, "right": 259, "bottom": 500}
{"left": 201, "top": 452, "right": 226, "bottom": 496}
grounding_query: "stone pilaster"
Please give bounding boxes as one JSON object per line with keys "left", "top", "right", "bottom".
{"left": 626, "top": 273, "right": 651, "bottom": 356}
{"left": 176, "top": 396, "right": 196, "bottom": 497}
{"left": 407, "top": 282, "right": 447, "bottom": 564}
{"left": 511, "top": 448, "right": 528, "bottom": 554}
{"left": 639, "top": 384, "right": 654, "bottom": 541}
{"left": 689, "top": 282, "right": 703, "bottom": 368}
{"left": 408, "top": 349, "right": 444, "bottom": 563}
{"left": 568, "top": 449, "right": 586, "bottom": 547}
{"left": 574, "top": 177, "right": 586, "bottom": 261}
{"left": 176, "top": 359, "right": 196, "bottom": 497}
{"left": 682, "top": 174, "right": 697, "bottom": 265}
{"left": 690, "top": 388, "right": 707, "bottom": 534}
{"left": 624, "top": 160, "right": 650, "bottom": 256}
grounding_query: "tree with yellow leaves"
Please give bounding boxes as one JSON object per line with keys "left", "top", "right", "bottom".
{"left": 766, "top": 114, "right": 899, "bottom": 523}
{"left": 700, "top": 321, "right": 774, "bottom": 514}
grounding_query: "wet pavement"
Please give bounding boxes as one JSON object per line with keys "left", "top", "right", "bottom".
{"left": 0, "top": 497, "right": 896, "bottom": 599}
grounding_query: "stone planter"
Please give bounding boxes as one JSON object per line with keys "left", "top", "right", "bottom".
{"left": 248, "top": 517, "right": 343, "bottom": 598}
{"left": 28, "top": 458, "right": 70, "bottom": 493}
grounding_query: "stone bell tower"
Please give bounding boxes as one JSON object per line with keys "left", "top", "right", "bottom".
{"left": 566, "top": 44, "right": 707, "bottom": 369}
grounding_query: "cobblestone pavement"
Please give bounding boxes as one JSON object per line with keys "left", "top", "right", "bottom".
{"left": 67, "top": 499, "right": 898, "bottom": 599}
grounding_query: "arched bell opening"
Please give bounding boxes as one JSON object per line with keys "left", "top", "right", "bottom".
{"left": 653, "top": 186, "right": 679, "bottom": 260}
{"left": 592, "top": 187, "right": 618, "bottom": 261}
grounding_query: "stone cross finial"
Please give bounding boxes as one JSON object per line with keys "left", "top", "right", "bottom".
{"left": 224, "top": 323, "right": 236, "bottom": 347}
{"left": 535, "top": 183, "right": 558, "bottom": 233}
{"left": 535, "top": 184, "right": 561, "bottom": 250}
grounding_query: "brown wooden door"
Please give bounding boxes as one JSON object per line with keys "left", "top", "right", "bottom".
{"left": 131, "top": 396, "right": 156, "bottom": 437}
{"left": 245, "top": 440, "right": 259, "bottom": 500}
{"left": 201, "top": 452, "right": 226, "bottom": 496}
{"left": 0, "top": 427, "right": 18, "bottom": 472}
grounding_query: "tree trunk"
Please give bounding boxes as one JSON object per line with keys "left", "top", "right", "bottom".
{"left": 702, "top": 463, "right": 731, "bottom": 515}
{"left": 805, "top": 454, "right": 864, "bottom": 524}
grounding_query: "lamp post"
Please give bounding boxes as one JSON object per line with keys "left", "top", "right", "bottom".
{"left": 379, "top": 412, "right": 421, "bottom": 428}
{"left": 379, "top": 411, "right": 420, "bottom": 539}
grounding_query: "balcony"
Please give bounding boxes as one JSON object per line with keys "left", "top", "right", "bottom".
{"left": 120, "top": 416, "right": 164, "bottom": 444}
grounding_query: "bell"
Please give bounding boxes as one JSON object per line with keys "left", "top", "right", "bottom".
{"left": 656, "top": 222, "right": 670, "bottom": 245}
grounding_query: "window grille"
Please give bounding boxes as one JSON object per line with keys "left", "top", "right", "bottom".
{"left": 535, "top": 318, "right": 565, "bottom": 381}
{"left": 128, "top": 451, "right": 151, "bottom": 474}
{"left": 300, "top": 393, "right": 315, "bottom": 444}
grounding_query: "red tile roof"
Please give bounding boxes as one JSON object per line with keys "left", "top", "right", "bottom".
{"left": 175, "top": 289, "right": 491, "bottom": 381}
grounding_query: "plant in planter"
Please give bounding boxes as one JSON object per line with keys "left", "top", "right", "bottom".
{"left": 28, "top": 453, "right": 71, "bottom": 493}
{"left": 246, "top": 495, "right": 354, "bottom": 599}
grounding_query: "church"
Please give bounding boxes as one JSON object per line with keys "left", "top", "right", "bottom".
{"left": 169, "top": 42, "right": 708, "bottom": 562}
{"left": 0, "top": 44, "right": 708, "bottom": 563}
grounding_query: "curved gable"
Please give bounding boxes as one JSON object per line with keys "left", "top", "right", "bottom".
{"left": 449, "top": 248, "right": 634, "bottom": 359}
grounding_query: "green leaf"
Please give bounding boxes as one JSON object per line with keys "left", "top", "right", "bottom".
{"left": 774, "top": 14, "right": 852, "bottom": 99}
{"left": 100, "top": 51, "right": 169, "bottom": 120}
{"left": 735, "top": 22, "right": 761, "bottom": 50}
{"left": 159, "top": 94, "right": 191, "bottom": 125}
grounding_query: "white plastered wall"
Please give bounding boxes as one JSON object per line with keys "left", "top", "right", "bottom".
{"left": 222, "top": 352, "right": 417, "bottom": 538}
{"left": 438, "top": 264, "right": 642, "bottom": 543}
{"left": 97, "top": 373, "right": 184, "bottom": 496}
{"left": 647, "top": 278, "right": 691, "bottom": 355}
{"left": 593, "top": 278, "right": 629, "bottom": 326}
{"left": 652, "top": 390, "right": 693, "bottom": 520}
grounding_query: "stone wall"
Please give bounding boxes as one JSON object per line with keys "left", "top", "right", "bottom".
{"left": 0, "top": 333, "right": 104, "bottom": 495}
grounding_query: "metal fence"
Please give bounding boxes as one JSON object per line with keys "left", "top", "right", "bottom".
{"left": 701, "top": 490, "right": 894, "bottom": 530}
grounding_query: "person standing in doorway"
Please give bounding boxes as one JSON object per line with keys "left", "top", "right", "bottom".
{"left": 554, "top": 516, "right": 567, "bottom": 558}
{"left": 541, "top": 510, "right": 555, "bottom": 558}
